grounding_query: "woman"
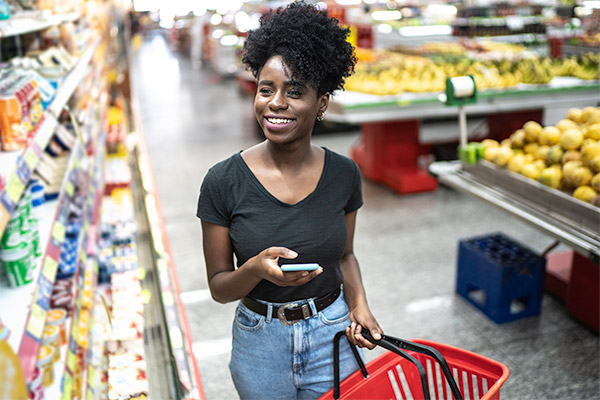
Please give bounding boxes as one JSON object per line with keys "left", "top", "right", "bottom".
{"left": 196, "top": 2, "right": 382, "bottom": 398}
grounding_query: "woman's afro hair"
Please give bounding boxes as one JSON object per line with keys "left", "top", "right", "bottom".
{"left": 241, "top": 1, "right": 357, "bottom": 96}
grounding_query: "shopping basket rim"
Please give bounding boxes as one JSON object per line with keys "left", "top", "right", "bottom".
{"left": 410, "top": 338, "right": 510, "bottom": 398}
{"left": 319, "top": 337, "right": 510, "bottom": 400}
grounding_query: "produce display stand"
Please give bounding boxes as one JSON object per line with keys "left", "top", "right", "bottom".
{"left": 430, "top": 160, "right": 599, "bottom": 332}
{"left": 327, "top": 79, "right": 600, "bottom": 194}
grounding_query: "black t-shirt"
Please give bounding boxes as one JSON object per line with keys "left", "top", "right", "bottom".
{"left": 196, "top": 147, "right": 363, "bottom": 302}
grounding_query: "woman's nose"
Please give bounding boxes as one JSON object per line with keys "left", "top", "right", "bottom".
{"left": 269, "top": 90, "right": 287, "bottom": 110}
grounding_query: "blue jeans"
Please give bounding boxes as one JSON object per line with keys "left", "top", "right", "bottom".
{"left": 229, "top": 287, "right": 362, "bottom": 400}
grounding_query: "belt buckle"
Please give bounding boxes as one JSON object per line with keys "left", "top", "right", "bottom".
{"left": 277, "top": 303, "right": 311, "bottom": 325}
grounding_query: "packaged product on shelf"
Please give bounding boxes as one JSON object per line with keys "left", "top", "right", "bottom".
{"left": 0, "top": 77, "right": 44, "bottom": 150}
{"left": 29, "top": 366, "right": 44, "bottom": 400}
{"left": 36, "top": 344, "right": 55, "bottom": 388}
{"left": 0, "top": 241, "right": 35, "bottom": 287}
{"left": 49, "top": 285, "right": 74, "bottom": 312}
{"left": 107, "top": 340, "right": 149, "bottom": 400}
{"left": 41, "top": 324, "right": 61, "bottom": 363}
{"left": 30, "top": 181, "right": 45, "bottom": 222}
{"left": 46, "top": 308, "right": 68, "bottom": 346}
{"left": 6, "top": 69, "right": 57, "bottom": 109}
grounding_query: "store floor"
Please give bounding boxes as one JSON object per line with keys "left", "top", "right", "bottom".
{"left": 129, "top": 32, "right": 599, "bottom": 400}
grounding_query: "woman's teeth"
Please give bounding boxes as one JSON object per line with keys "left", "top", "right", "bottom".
{"left": 266, "top": 117, "right": 292, "bottom": 124}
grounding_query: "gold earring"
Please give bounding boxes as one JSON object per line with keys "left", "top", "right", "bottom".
{"left": 317, "top": 111, "right": 326, "bottom": 122}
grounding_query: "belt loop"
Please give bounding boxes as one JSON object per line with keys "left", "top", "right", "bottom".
{"left": 307, "top": 298, "right": 318, "bottom": 316}
{"left": 266, "top": 303, "right": 273, "bottom": 323}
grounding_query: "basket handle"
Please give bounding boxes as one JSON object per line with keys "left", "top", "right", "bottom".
{"left": 363, "top": 331, "right": 464, "bottom": 400}
{"left": 332, "top": 330, "right": 431, "bottom": 400}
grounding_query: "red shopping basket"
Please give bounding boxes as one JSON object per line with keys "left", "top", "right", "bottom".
{"left": 319, "top": 331, "right": 509, "bottom": 400}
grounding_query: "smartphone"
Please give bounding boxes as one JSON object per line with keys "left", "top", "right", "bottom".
{"left": 281, "top": 263, "right": 320, "bottom": 272}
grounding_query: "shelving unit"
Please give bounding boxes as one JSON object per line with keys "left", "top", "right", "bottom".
{"left": 0, "top": 5, "right": 203, "bottom": 399}
{"left": 0, "top": 12, "right": 80, "bottom": 38}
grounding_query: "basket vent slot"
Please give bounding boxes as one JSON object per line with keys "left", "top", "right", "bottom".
{"left": 472, "top": 374, "right": 480, "bottom": 399}
{"left": 462, "top": 370, "right": 471, "bottom": 400}
{"left": 482, "top": 378, "right": 489, "bottom": 395}
{"left": 396, "top": 365, "right": 414, "bottom": 400}
{"left": 387, "top": 369, "right": 403, "bottom": 400}
{"left": 434, "top": 362, "right": 444, "bottom": 398}
{"left": 426, "top": 359, "right": 436, "bottom": 400}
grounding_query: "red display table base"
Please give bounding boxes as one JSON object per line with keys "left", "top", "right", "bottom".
{"left": 350, "top": 109, "right": 544, "bottom": 195}
{"left": 351, "top": 120, "right": 437, "bottom": 194}
{"left": 545, "top": 251, "right": 599, "bottom": 333}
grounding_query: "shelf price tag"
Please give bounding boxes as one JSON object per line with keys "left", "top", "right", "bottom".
{"left": 42, "top": 257, "right": 58, "bottom": 282}
{"left": 5, "top": 174, "right": 25, "bottom": 205}
{"left": 62, "top": 374, "right": 73, "bottom": 400}
{"left": 65, "top": 181, "right": 75, "bottom": 197}
{"left": 162, "top": 291, "right": 174, "bottom": 307}
{"left": 26, "top": 304, "right": 47, "bottom": 340}
{"left": 52, "top": 222, "right": 66, "bottom": 243}
{"left": 66, "top": 350, "right": 76, "bottom": 372}
{"left": 24, "top": 149, "right": 38, "bottom": 170}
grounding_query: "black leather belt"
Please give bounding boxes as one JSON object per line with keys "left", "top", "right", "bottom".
{"left": 242, "top": 287, "right": 341, "bottom": 325}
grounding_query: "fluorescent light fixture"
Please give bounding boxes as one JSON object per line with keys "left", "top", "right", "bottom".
{"left": 371, "top": 10, "right": 402, "bottom": 21}
{"left": 334, "top": 0, "right": 362, "bottom": 5}
{"left": 210, "top": 13, "right": 223, "bottom": 25}
{"left": 377, "top": 23, "right": 393, "bottom": 34}
{"left": 364, "top": 0, "right": 377, "bottom": 4}
{"left": 220, "top": 34, "right": 239, "bottom": 46}
{"left": 424, "top": 4, "right": 457, "bottom": 16}
{"left": 583, "top": 1, "right": 600, "bottom": 8}
{"left": 212, "top": 28, "right": 224, "bottom": 39}
{"left": 133, "top": 0, "right": 159, "bottom": 12}
{"left": 398, "top": 25, "right": 452, "bottom": 37}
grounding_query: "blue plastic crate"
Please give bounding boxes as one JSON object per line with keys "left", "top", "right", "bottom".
{"left": 456, "top": 232, "right": 546, "bottom": 324}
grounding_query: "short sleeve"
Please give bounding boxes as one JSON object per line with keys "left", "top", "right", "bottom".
{"left": 196, "top": 168, "right": 231, "bottom": 227}
{"left": 344, "top": 161, "right": 363, "bottom": 213}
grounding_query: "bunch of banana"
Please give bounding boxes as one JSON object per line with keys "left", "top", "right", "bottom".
{"left": 516, "top": 59, "right": 554, "bottom": 84}
{"left": 553, "top": 56, "right": 579, "bottom": 76}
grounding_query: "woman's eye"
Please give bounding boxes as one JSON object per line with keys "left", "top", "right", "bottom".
{"left": 287, "top": 90, "right": 302, "bottom": 97}
{"left": 259, "top": 88, "right": 272, "bottom": 95}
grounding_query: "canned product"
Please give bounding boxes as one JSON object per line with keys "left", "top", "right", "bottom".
{"left": 0, "top": 242, "right": 34, "bottom": 287}
{"left": 1, "top": 218, "right": 21, "bottom": 248}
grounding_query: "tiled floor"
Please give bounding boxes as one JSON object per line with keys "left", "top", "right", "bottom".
{"left": 130, "top": 32, "right": 599, "bottom": 400}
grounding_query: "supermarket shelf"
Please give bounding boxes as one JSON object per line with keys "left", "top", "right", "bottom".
{"left": 48, "top": 38, "right": 100, "bottom": 117}
{"left": 1, "top": 199, "right": 60, "bottom": 353}
{"left": 0, "top": 39, "right": 99, "bottom": 237}
{"left": 17, "top": 141, "right": 86, "bottom": 383}
{"left": 328, "top": 78, "right": 600, "bottom": 124}
{"left": 0, "top": 12, "right": 80, "bottom": 38}
{"left": 430, "top": 160, "right": 600, "bottom": 262}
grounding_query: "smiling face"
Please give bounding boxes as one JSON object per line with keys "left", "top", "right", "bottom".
{"left": 254, "top": 55, "right": 328, "bottom": 145}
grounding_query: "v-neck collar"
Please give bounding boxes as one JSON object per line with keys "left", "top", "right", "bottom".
{"left": 235, "top": 147, "right": 330, "bottom": 207}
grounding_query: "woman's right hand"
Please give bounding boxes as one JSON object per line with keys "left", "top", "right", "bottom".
{"left": 250, "top": 247, "right": 322, "bottom": 287}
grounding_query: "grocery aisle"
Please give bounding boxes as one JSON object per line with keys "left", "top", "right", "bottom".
{"left": 130, "top": 32, "right": 599, "bottom": 400}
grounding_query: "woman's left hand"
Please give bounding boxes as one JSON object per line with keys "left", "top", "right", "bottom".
{"left": 345, "top": 304, "right": 383, "bottom": 350}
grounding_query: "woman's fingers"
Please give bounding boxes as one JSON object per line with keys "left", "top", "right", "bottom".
{"left": 265, "top": 247, "right": 297, "bottom": 260}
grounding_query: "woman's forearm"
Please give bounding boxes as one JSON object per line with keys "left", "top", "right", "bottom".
{"left": 207, "top": 259, "right": 262, "bottom": 303}
{"left": 339, "top": 252, "right": 368, "bottom": 309}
